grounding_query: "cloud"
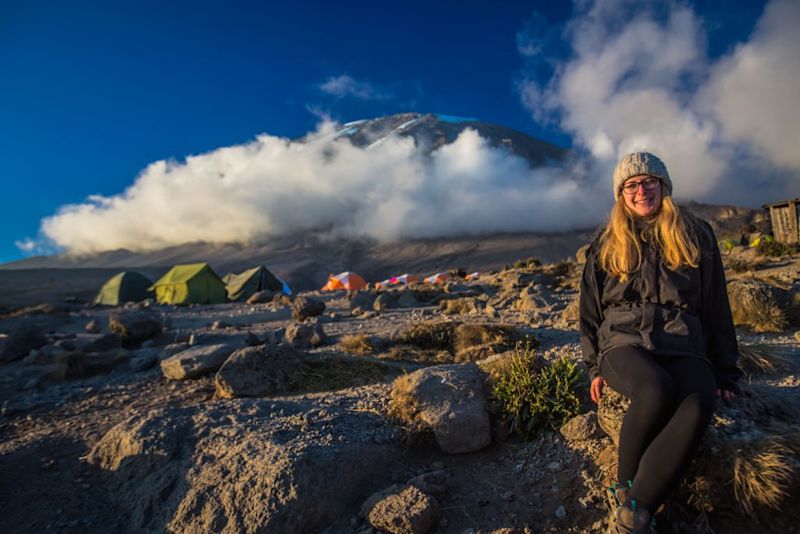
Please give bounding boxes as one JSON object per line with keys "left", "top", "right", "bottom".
{"left": 319, "top": 75, "right": 392, "bottom": 100}
{"left": 518, "top": 0, "right": 800, "bottom": 205}
{"left": 34, "top": 123, "right": 605, "bottom": 255}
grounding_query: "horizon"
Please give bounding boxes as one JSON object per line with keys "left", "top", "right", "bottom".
{"left": 4, "top": 0, "right": 797, "bottom": 264}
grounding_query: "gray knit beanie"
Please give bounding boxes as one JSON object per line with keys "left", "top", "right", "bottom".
{"left": 613, "top": 152, "right": 672, "bottom": 200}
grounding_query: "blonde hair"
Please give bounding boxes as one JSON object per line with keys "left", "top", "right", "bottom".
{"left": 598, "top": 188, "right": 700, "bottom": 280}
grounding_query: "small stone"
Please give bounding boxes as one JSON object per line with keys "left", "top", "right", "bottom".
{"left": 547, "top": 462, "right": 561, "bottom": 472}
{"left": 555, "top": 505, "right": 566, "bottom": 518}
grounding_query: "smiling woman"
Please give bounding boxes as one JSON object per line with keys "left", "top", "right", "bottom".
{"left": 580, "top": 151, "right": 742, "bottom": 533}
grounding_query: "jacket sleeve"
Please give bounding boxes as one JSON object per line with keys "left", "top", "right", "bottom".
{"left": 699, "top": 221, "right": 743, "bottom": 392}
{"left": 579, "top": 247, "right": 604, "bottom": 381}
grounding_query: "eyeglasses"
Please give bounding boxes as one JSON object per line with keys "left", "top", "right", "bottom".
{"left": 621, "top": 176, "right": 661, "bottom": 195}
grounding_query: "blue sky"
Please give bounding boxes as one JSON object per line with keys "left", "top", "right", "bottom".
{"left": 1, "top": 0, "right": 786, "bottom": 263}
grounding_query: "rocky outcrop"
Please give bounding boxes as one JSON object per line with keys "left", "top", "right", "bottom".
{"left": 86, "top": 388, "right": 401, "bottom": 533}
{"left": 214, "top": 345, "right": 303, "bottom": 398}
{"left": 0, "top": 324, "right": 47, "bottom": 363}
{"left": 366, "top": 484, "right": 439, "bottom": 534}
{"left": 160, "top": 344, "right": 238, "bottom": 380}
{"left": 291, "top": 296, "right": 326, "bottom": 321}
{"left": 108, "top": 310, "right": 163, "bottom": 346}
{"left": 284, "top": 322, "right": 327, "bottom": 348}
{"left": 390, "top": 363, "right": 491, "bottom": 453}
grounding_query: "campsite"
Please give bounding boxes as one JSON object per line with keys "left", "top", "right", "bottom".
{"left": 1, "top": 235, "right": 799, "bottom": 533}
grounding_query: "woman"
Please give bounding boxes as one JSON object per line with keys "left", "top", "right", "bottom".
{"left": 579, "top": 152, "right": 742, "bottom": 533}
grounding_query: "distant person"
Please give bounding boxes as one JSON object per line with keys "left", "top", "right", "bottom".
{"left": 579, "top": 152, "right": 742, "bottom": 533}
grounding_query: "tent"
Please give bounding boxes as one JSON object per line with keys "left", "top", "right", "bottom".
{"left": 223, "top": 265, "right": 283, "bottom": 301}
{"left": 94, "top": 271, "right": 153, "bottom": 306}
{"left": 392, "top": 273, "right": 418, "bottom": 285}
{"left": 465, "top": 272, "right": 480, "bottom": 281}
{"left": 150, "top": 263, "right": 227, "bottom": 304}
{"left": 321, "top": 271, "right": 367, "bottom": 292}
{"left": 424, "top": 272, "right": 451, "bottom": 285}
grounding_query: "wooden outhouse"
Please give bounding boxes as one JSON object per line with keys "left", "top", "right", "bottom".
{"left": 763, "top": 198, "right": 800, "bottom": 244}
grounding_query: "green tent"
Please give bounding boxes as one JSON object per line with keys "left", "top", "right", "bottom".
{"left": 150, "top": 263, "right": 227, "bottom": 304}
{"left": 223, "top": 265, "right": 283, "bottom": 301}
{"left": 94, "top": 271, "right": 153, "bottom": 306}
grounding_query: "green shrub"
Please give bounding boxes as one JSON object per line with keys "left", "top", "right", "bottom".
{"left": 756, "top": 239, "right": 800, "bottom": 258}
{"left": 491, "top": 343, "right": 582, "bottom": 440}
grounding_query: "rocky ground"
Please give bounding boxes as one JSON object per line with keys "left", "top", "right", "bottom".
{"left": 0, "top": 251, "right": 798, "bottom": 533}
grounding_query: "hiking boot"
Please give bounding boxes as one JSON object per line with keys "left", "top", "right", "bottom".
{"left": 606, "top": 481, "right": 632, "bottom": 511}
{"left": 608, "top": 501, "right": 655, "bottom": 534}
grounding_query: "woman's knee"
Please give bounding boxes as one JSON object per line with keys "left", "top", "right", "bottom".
{"left": 678, "top": 391, "right": 715, "bottom": 427}
{"left": 630, "top": 372, "right": 676, "bottom": 412}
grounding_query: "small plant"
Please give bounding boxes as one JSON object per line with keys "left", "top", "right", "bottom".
{"left": 338, "top": 333, "right": 374, "bottom": 355}
{"left": 490, "top": 342, "right": 582, "bottom": 440}
{"left": 756, "top": 239, "right": 799, "bottom": 258}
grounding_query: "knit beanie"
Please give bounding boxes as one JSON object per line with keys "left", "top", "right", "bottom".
{"left": 612, "top": 152, "right": 672, "bottom": 200}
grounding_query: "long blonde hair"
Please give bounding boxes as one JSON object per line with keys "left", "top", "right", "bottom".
{"left": 598, "top": 189, "right": 700, "bottom": 280}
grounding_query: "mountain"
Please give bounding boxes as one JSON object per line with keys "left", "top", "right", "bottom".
{"left": 330, "top": 112, "right": 566, "bottom": 166}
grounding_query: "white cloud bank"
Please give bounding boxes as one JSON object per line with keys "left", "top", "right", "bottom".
{"left": 519, "top": 0, "right": 800, "bottom": 205}
{"left": 37, "top": 124, "right": 604, "bottom": 254}
{"left": 24, "top": 0, "right": 800, "bottom": 255}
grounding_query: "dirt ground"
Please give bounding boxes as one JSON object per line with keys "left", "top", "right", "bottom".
{"left": 1, "top": 260, "right": 798, "bottom": 533}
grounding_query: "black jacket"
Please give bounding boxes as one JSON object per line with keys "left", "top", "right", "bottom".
{"left": 579, "top": 217, "right": 742, "bottom": 391}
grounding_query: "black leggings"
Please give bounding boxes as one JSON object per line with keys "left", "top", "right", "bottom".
{"left": 600, "top": 346, "right": 717, "bottom": 511}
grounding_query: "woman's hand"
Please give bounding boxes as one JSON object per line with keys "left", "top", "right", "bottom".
{"left": 591, "top": 376, "right": 606, "bottom": 404}
{"left": 716, "top": 388, "right": 736, "bottom": 402}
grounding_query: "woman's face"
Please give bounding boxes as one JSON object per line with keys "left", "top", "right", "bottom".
{"left": 621, "top": 174, "right": 663, "bottom": 218}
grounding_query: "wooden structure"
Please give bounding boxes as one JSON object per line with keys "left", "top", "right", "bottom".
{"left": 763, "top": 198, "right": 800, "bottom": 244}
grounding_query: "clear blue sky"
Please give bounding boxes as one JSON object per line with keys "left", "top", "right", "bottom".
{"left": 0, "top": 0, "right": 767, "bottom": 263}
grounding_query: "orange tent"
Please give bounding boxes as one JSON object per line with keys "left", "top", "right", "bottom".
{"left": 424, "top": 272, "right": 451, "bottom": 285}
{"left": 321, "top": 271, "right": 367, "bottom": 292}
{"left": 465, "top": 272, "right": 480, "bottom": 281}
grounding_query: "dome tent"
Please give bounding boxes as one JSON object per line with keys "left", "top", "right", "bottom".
{"left": 94, "top": 271, "right": 153, "bottom": 306}
{"left": 223, "top": 265, "right": 283, "bottom": 301}
{"left": 149, "top": 263, "right": 227, "bottom": 305}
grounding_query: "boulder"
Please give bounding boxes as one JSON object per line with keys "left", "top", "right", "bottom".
{"left": 559, "top": 411, "right": 600, "bottom": 442}
{"left": 515, "top": 285, "right": 554, "bottom": 313}
{"left": 284, "top": 322, "right": 327, "bottom": 348}
{"left": 246, "top": 290, "right": 276, "bottom": 304}
{"left": 0, "top": 324, "right": 47, "bottom": 363}
{"left": 214, "top": 345, "right": 303, "bottom": 398}
{"left": 44, "top": 349, "right": 131, "bottom": 380}
{"left": 726, "top": 279, "right": 788, "bottom": 332}
{"left": 85, "top": 391, "right": 400, "bottom": 532}
{"left": 160, "top": 344, "right": 238, "bottom": 380}
{"left": 365, "top": 484, "right": 439, "bottom": 534}
{"left": 291, "top": 297, "right": 326, "bottom": 321}
{"left": 596, "top": 384, "right": 800, "bottom": 520}
{"left": 390, "top": 363, "right": 491, "bottom": 453}
{"left": 350, "top": 290, "right": 376, "bottom": 311}
{"left": 109, "top": 310, "right": 163, "bottom": 346}
{"left": 397, "top": 291, "right": 420, "bottom": 308}
{"left": 373, "top": 293, "right": 397, "bottom": 312}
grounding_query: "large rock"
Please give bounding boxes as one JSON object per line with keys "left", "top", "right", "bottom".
{"left": 0, "top": 324, "right": 47, "bottom": 363}
{"left": 596, "top": 384, "right": 800, "bottom": 520}
{"left": 350, "top": 290, "right": 376, "bottom": 311}
{"left": 391, "top": 364, "right": 491, "bottom": 453}
{"left": 515, "top": 284, "right": 554, "bottom": 313}
{"left": 160, "top": 344, "right": 237, "bottom": 380}
{"left": 81, "top": 333, "right": 123, "bottom": 353}
{"left": 85, "top": 389, "right": 400, "bottom": 532}
{"left": 366, "top": 484, "right": 439, "bottom": 534}
{"left": 727, "top": 279, "right": 789, "bottom": 332}
{"left": 109, "top": 310, "right": 163, "bottom": 346}
{"left": 214, "top": 345, "right": 303, "bottom": 398}
{"left": 284, "top": 322, "right": 326, "bottom": 348}
{"left": 291, "top": 296, "right": 326, "bottom": 321}
{"left": 374, "top": 293, "right": 398, "bottom": 312}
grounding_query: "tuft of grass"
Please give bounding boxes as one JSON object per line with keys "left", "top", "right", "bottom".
{"left": 290, "top": 357, "right": 392, "bottom": 393}
{"left": 439, "top": 297, "right": 480, "bottom": 315}
{"left": 451, "top": 323, "right": 516, "bottom": 363}
{"left": 511, "top": 257, "right": 541, "bottom": 269}
{"left": 738, "top": 344, "right": 792, "bottom": 377}
{"left": 731, "top": 298, "right": 788, "bottom": 333}
{"left": 756, "top": 239, "right": 800, "bottom": 258}
{"left": 490, "top": 342, "right": 582, "bottom": 440}
{"left": 386, "top": 373, "right": 436, "bottom": 446}
{"left": 338, "top": 333, "right": 374, "bottom": 355}
{"left": 733, "top": 442, "right": 795, "bottom": 515}
{"left": 394, "top": 321, "right": 455, "bottom": 350}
